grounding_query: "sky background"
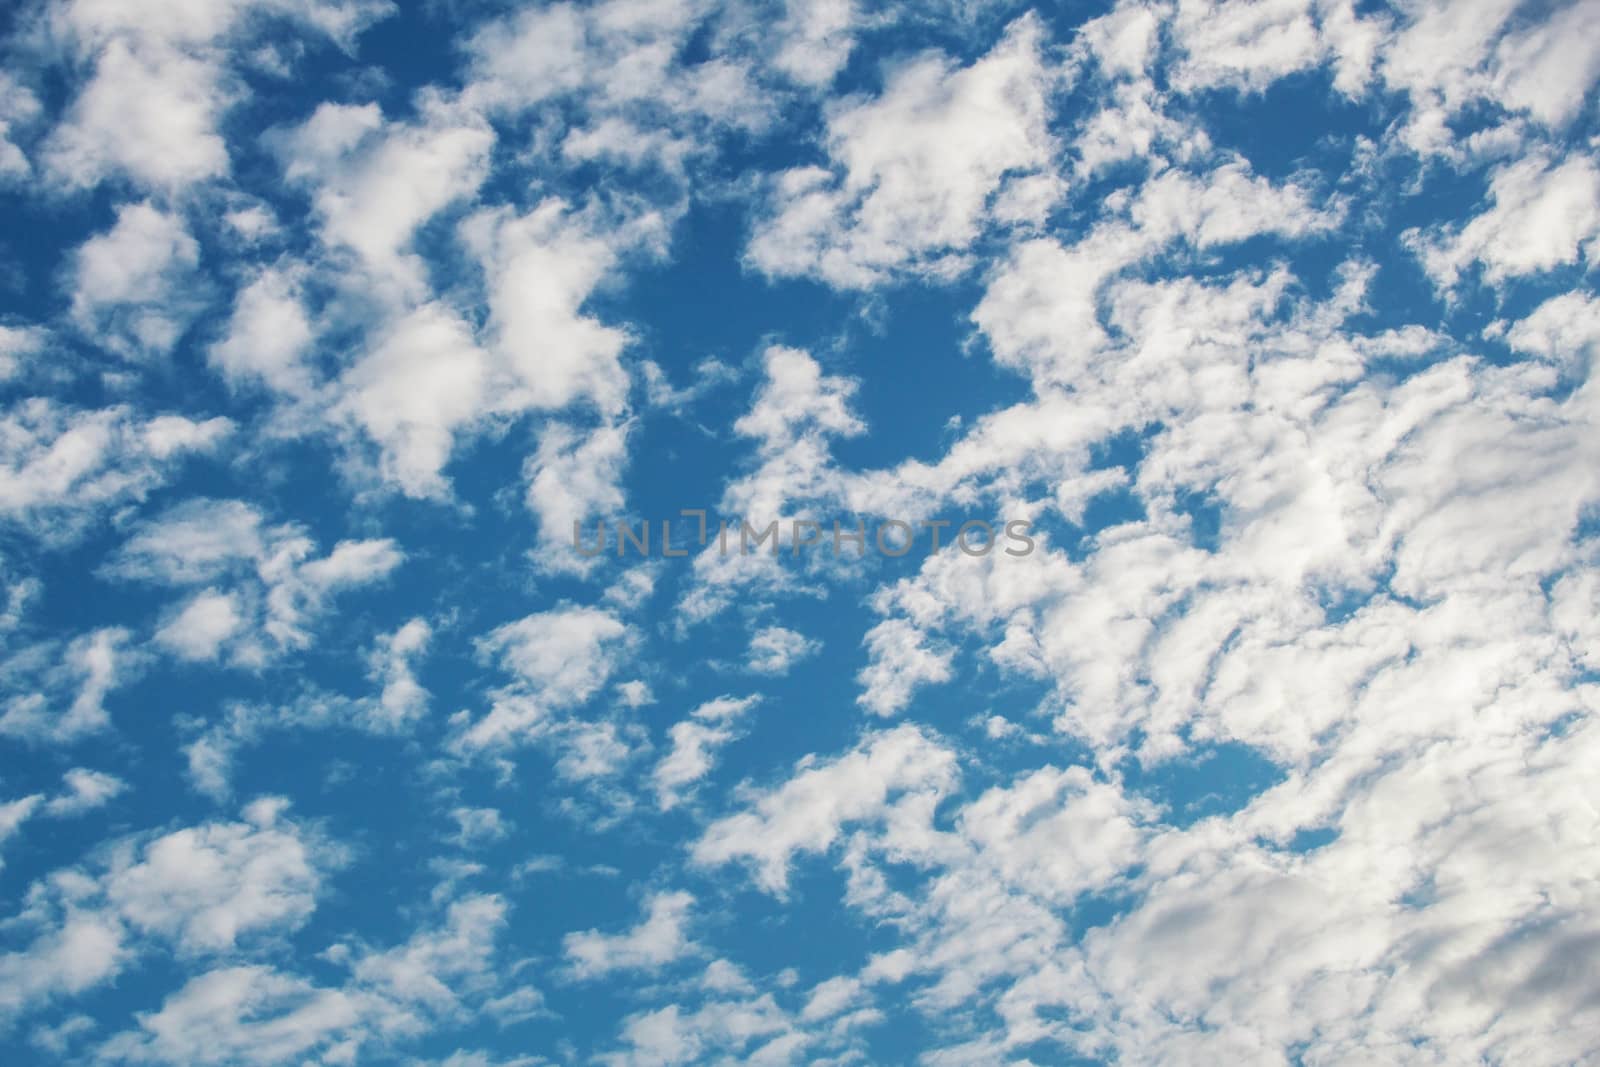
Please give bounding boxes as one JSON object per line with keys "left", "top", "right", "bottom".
{"left": 1, "top": 0, "right": 1599, "bottom": 1064}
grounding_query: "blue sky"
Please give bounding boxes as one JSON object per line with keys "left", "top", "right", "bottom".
{"left": 2, "top": 0, "right": 1599, "bottom": 1064}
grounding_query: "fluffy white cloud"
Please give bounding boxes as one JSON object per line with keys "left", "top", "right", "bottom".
{"left": 69, "top": 202, "right": 203, "bottom": 359}
{"left": 106, "top": 498, "right": 267, "bottom": 582}
{"left": 101, "top": 891, "right": 513, "bottom": 1065}
{"left": 524, "top": 418, "right": 631, "bottom": 569}
{"left": 366, "top": 617, "right": 432, "bottom": 730}
{"left": 0, "top": 323, "right": 44, "bottom": 381}
{"left": 0, "top": 794, "right": 42, "bottom": 871}
{"left": 747, "top": 15, "right": 1058, "bottom": 286}
{"left": 694, "top": 724, "right": 958, "bottom": 894}
{"left": 207, "top": 266, "right": 316, "bottom": 397}
{"left": 349, "top": 892, "right": 510, "bottom": 1014}
{"left": 745, "top": 626, "right": 820, "bottom": 675}
{"left": 99, "top": 964, "right": 361, "bottom": 1066}
{"left": 40, "top": 0, "right": 394, "bottom": 191}
{"left": 461, "top": 201, "right": 634, "bottom": 417}
{"left": 105, "top": 799, "right": 324, "bottom": 953}
{"left": 0, "top": 401, "right": 231, "bottom": 543}
{"left": 0, "top": 627, "right": 131, "bottom": 742}
{"left": 0, "top": 799, "right": 332, "bottom": 1024}
{"left": 43, "top": 768, "right": 128, "bottom": 817}
{"left": 1488, "top": 0, "right": 1600, "bottom": 126}
{"left": 274, "top": 96, "right": 492, "bottom": 301}
{"left": 1131, "top": 161, "right": 1336, "bottom": 248}
{"left": 653, "top": 695, "right": 761, "bottom": 810}
{"left": 107, "top": 498, "right": 403, "bottom": 664}
{"left": 156, "top": 589, "right": 244, "bottom": 662}
{"left": 565, "top": 890, "right": 698, "bottom": 980}
{"left": 463, "top": 0, "right": 771, "bottom": 154}
{"left": 855, "top": 618, "right": 953, "bottom": 716}
{"left": 44, "top": 39, "right": 232, "bottom": 191}
{"left": 1379, "top": 0, "right": 1600, "bottom": 148}
{"left": 598, "top": 994, "right": 806, "bottom": 1066}
{"left": 1410, "top": 153, "right": 1600, "bottom": 288}
{"left": 679, "top": 345, "right": 868, "bottom": 623}
{"left": 0, "top": 768, "right": 126, "bottom": 868}
{"left": 769, "top": 0, "right": 857, "bottom": 87}
{"left": 453, "top": 605, "right": 633, "bottom": 753}
{"left": 335, "top": 303, "right": 490, "bottom": 498}
{"left": 0, "top": 71, "right": 40, "bottom": 179}
{"left": 1167, "top": 0, "right": 1325, "bottom": 92}
{"left": 448, "top": 806, "right": 508, "bottom": 849}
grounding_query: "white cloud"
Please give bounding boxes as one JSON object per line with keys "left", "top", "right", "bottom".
{"left": 335, "top": 303, "right": 490, "bottom": 499}
{"left": 0, "top": 793, "right": 42, "bottom": 871}
{"left": 1489, "top": 0, "right": 1600, "bottom": 127}
{"left": 479, "top": 607, "right": 628, "bottom": 705}
{"left": 0, "top": 800, "right": 334, "bottom": 1025}
{"left": 366, "top": 617, "right": 432, "bottom": 729}
{"left": 679, "top": 346, "right": 868, "bottom": 623}
{"left": 0, "top": 71, "right": 40, "bottom": 180}
{"left": 1131, "top": 161, "right": 1337, "bottom": 249}
{"left": 1378, "top": 0, "right": 1600, "bottom": 148}
{"left": 746, "top": 626, "right": 821, "bottom": 675}
{"left": 69, "top": 201, "right": 202, "bottom": 360}
{"left": 100, "top": 889, "right": 512, "bottom": 1065}
{"left": 799, "top": 974, "right": 866, "bottom": 1023}
{"left": 727, "top": 343, "right": 860, "bottom": 515}
{"left": 971, "top": 162, "right": 1337, "bottom": 392}
{"left": 107, "top": 498, "right": 403, "bottom": 664}
{"left": 5, "top": 807, "right": 514, "bottom": 1059}
{"left": 97, "top": 964, "right": 361, "bottom": 1066}
{"left": 0, "top": 912, "right": 125, "bottom": 1026}
{"left": 693, "top": 724, "right": 958, "bottom": 894}
{"left": 1506, "top": 289, "right": 1600, "bottom": 372}
{"left": 104, "top": 799, "right": 325, "bottom": 954}
{"left": 156, "top": 589, "right": 244, "bottom": 662}
{"left": 461, "top": 201, "right": 634, "bottom": 417}
{"left": 105, "top": 498, "right": 267, "bottom": 583}
{"left": 616, "top": 679, "right": 657, "bottom": 708}
{"left": 296, "top": 537, "right": 405, "bottom": 591}
{"left": 40, "top": 0, "right": 394, "bottom": 191}
{"left": 1076, "top": 1, "right": 1163, "bottom": 80}
{"left": 565, "top": 890, "right": 698, "bottom": 980}
{"left": 273, "top": 97, "right": 493, "bottom": 302}
{"left": 350, "top": 891, "right": 510, "bottom": 1016}
{"left": 0, "top": 767, "right": 124, "bottom": 870}
{"left": 463, "top": 0, "right": 771, "bottom": 147}
{"left": 44, "top": 39, "right": 232, "bottom": 191}
{"left": 454, "top": 606, "right": 632, "bottom": 752}
{"left": 770, "top": 0, "right": 858, "bottom": 87}
{"left": 747, "top": 15, "right": 1058, "bottom": 286}
{"left": 1168, "top": 0, "right": 1324, "bottom": 93}
{"left": 855, "top": 618, "right": 953, "bottom": 716}
{"left": 598, "top": 994, "right": 809, "bottom": 1066}
{"left": 653, "top": 695, "right": 761, "bottom": 810}
{"left": 525, "top": 418, "right": 631, "bottom": 569}
{"left": 448, "top": 807, "right": 508, "bottom": 849}
{"left": 0, "top": 627, "right": 132, "bottom": 742}
{"left": 0, "top": 323, "right": 44, "bottom": 380}
{"left": 733, "top": 345, "right": 864, "bottom": 449}
{"left": 43, "top": 768, "right": 128, "bottom": 817}
{"left": 1410, "top": 153, "right": 1600, "bottom": 288}
{"left": 208, "top": 265, "right": 316, "bottom": 396}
